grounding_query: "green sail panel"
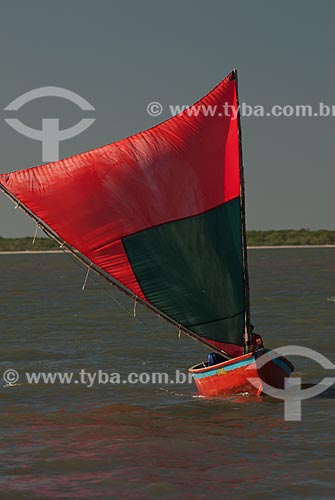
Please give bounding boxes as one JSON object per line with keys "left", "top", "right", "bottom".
{"left": 123, "top": 197, "right": 245, "bottom": 347}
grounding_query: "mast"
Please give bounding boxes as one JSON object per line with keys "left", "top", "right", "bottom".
{"left": 233, "top": 69, "right": 252, "bottom": 354}
{"left": 0, "top": 183, "right": 233, "bottom": 360}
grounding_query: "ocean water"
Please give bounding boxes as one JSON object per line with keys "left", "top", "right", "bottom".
{"left": 0, "top": 249, "right": 334, "bottom": 499}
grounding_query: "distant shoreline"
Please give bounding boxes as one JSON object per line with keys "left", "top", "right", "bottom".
{"left": 0, "top": 250, "right": 66, "bottom": 254}
{"left": 248, "top": 245, "right": 335, "bottom": 249}
{"left": 1, "top": 245, "right": 335, "bottom": 255}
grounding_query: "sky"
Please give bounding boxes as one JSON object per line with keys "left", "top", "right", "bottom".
{"left": 0, "top": 0, "right": 334, "bottom": 236}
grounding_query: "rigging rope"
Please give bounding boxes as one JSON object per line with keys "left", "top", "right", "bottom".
{"left": 133, "top": 297, "right": 137, "bottom": 318}
{"left": 81, "top": 264, "right": 92, "bottom": 291}
{"left": 32, "top": 223, "right": 38, "bottom": 245}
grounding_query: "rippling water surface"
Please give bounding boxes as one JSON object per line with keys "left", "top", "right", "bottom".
{"left": 1, "top": 249, "right": 334, "bottom": 499}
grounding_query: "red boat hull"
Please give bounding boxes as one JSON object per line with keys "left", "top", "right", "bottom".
{"left": 189, "top": 349, "right": 294, "bottom": 397}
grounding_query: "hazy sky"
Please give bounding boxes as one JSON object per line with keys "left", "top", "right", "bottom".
{"left": 0, "top": 0, "right": 334, "bottom": 236}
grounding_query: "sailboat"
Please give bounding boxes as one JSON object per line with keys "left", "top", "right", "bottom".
{"left": 0, "top": 69, "right": 293, "bottom": 397}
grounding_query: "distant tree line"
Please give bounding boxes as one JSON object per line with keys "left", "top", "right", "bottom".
{"left": 0, "top": 230, "right": 335, "bottom": 251}
{"left": 0, "top": 237, "right": 58, "bottom": 251}
{"left": 247, "top": 229, "right": 335, "bottom": 246}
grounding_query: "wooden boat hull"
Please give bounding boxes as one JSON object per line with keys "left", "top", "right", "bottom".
{"left": 189, "top": 349, "right": 294, "bottom": 397}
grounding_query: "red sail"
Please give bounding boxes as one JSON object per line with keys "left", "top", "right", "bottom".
{"left": 0, "top": 71, "right": 245, "bottom": 351}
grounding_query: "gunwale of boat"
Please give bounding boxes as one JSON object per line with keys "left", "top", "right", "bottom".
{"left": 189, "top": 350, "right": 259, "bottom": 373}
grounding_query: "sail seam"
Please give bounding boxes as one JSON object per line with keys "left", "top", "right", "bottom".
{"left": 121, "top": 196, "right": 240, "bottom": 242}
{"left": 184, "top": 310, "right": 245, "bottom": 329}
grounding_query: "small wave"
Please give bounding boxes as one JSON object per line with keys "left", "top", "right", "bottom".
{"left": 159, "top": 387, "right": 190, "bottom": 398}
{"left": 326, "top": 297, "right": 335, "bottom": 302}
{"left": 2, "top": 382, "right": 21, "bottom": 388}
